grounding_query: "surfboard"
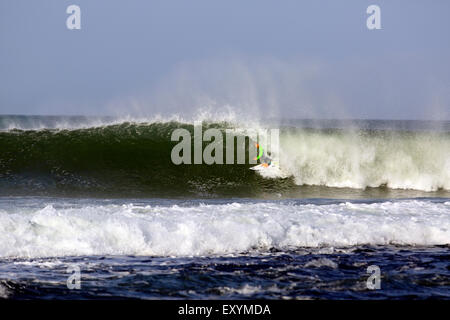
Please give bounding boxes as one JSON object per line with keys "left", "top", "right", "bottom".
{"left": 250, "top": 162, "right": 288, "bottom": 178}
{"left": 249, "top": 163, "right": 271, "bottom": 171}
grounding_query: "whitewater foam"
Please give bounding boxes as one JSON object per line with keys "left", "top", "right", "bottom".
{"left": 279, "top": 129, "right": 450, "bottom": 191}
{"left": 0, "top": 200, "right": 448, "bottom": 258}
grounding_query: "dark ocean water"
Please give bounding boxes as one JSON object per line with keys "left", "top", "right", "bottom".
{"left": 1, "top": 245, "right": 449, "bottom": 300}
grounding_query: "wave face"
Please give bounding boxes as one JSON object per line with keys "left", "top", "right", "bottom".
{"left": 0, "top": 119, "right": 449, "bottom": 196}
{"left": 0, "top": 199, "right": 448, "bottom": 258}
{"left": 0, "top": 122, "right": 271, "bottom": 197}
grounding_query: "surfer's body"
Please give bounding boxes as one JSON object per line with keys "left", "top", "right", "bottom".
{"left": 250, "top": 147, "right": 287, "bottom": 178}
{"left": 259, "top": 153, "right": 272, "bottom": 167}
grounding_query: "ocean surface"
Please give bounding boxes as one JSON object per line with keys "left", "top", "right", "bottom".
{"left": 0, "top": 115, "right": 449, "bottom": 299}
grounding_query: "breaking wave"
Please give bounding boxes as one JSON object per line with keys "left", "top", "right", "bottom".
{"left": 0, "top": 119, "right": 449, "bottom": 196}
{"left": 0, "top": 200, "right": 448, "bottom": 258}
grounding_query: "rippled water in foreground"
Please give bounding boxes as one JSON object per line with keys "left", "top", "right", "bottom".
{"left": 1, "top": 246, "right": 449, "bottom": 300}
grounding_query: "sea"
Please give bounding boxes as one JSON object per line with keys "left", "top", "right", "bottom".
{"left": 0, "top": 115, "right": 449, "bottom": 299}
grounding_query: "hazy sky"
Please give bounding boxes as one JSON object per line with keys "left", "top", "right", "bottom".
{"left": 1, "top": 0, "right": 449, "bottom": 119}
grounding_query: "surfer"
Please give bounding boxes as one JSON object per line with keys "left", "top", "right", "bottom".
{"left": 255, "top": 142, "right": 272, "bottom": 168}
{"left": 251, "top": 144, "right": 275, "bottom": 170}
{"left": 260, "top": 151, "right": 272, "bottom": 167}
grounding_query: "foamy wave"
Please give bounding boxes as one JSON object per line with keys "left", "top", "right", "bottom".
{"left": 279, "top": 130, "right": 450, "bottom": 191}
{"left": 0, "top": 200, "right": 448, "bottom": 258}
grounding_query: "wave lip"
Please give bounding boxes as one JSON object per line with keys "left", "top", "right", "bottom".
{"left": 1, "top": 200, "right": 448, "bottom": 259}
